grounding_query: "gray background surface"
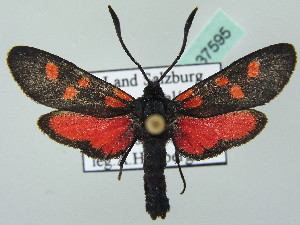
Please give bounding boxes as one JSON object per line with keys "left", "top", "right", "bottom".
{"left": 0, "top": 0, "right": 299, "bottom": 224}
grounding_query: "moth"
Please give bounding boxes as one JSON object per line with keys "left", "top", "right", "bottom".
{"left": 7, "top": 5, "right": 296, "bottom": 220}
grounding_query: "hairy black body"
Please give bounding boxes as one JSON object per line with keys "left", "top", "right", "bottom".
{"left": 133, "top": 83, "right": 176, "bottom": 219}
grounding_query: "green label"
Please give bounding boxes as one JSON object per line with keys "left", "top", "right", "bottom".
{"left": 178, "top": 9, "right": 244, "bottom": 64}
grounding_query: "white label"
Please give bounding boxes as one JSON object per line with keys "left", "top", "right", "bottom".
{"left": 83, "top": 63, "right": 226, "bottom": 172}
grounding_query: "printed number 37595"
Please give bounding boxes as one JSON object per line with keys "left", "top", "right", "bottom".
{"left": 196, "top": 26, "right": 231, "bottom": 63}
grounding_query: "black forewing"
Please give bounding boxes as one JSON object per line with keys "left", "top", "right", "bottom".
{"left": 174, "top": 43, "right": 296, "bottom": 118}
{"left": 7, "top": 46, "right": 134, "bottom": 118}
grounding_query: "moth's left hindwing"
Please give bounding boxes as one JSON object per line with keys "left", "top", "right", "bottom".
{"left": 7, "top": 46, "right": 134, "bottom": 118}
{"left": 8, "top": 46, "right": 137, "bottom": 160}
{"left": 38, "top": 111, "right": 136, "bottom": 160}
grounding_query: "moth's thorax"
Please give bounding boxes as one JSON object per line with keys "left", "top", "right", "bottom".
{"left": 132, "top": 82, "right": 176, "bottom": 138}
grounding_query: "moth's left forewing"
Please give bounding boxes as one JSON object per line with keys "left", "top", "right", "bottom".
{"left": 7, "top": 46, "right": 134, "bottom": 118}
{"left": 174, "top": 43, "right": 296, "bottom": 118}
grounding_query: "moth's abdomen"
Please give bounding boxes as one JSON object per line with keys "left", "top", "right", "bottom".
{"left": 143, "top": 138, "right": 169, "bottom": 220}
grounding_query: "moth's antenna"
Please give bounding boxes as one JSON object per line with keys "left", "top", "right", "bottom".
{"left": 157, "top": 7, "right": 198, "bottom": 83}
{"left": 108, "top": 5, "right": 151, "bottom": 83}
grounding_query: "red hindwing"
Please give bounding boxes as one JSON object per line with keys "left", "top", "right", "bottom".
{"left": 38, "top": 111, "right": 136, "bottom": 160}
{"left": 173, "top": 110, "right": 267, "bottom": 160}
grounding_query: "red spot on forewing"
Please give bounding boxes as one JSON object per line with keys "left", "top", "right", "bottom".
{"left": 49, "top": 114, "right": 134, "bottom": 155}
{"left": 248, "top": 61, "right": 260, "bottom": 77}
{"left": 215, "top": 76, "right": 229, "bottom": 86}
{"left": 63, "top": 87, "right": 79, "bottom": 99}
{"left": 182, "top": 97, "right": 203, "bottom": 108}
{"left": 78, "top": 77, "right": 90, "bottom": 87}
{"left": 173, "top": 112, "right": 257, "bottom": 155}
{"left": 45, "top": 62, "right": 59, "bottom": 79}
{"left": 114, "top": 88, "right": 133, "bottom": 101}
{"left": 105, "top": 96, "right": 126, "bottom": 108}
{"left": 175, "top": 89, "right": 194, "bottom": 101}
{"left": 230, "top": 85, "right": 245, "bottom": 99}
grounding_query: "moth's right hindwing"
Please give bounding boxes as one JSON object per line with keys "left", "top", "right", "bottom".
{"left": 172, "top": 43, "right": 296, "bottom": 160}
{"left": 7, "top": 46, "right": 134, "bottom": 118}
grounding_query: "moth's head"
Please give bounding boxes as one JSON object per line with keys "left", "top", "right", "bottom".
{"left": 142, "top": 81, "right": 165, "bottom": 99}
{"left": 108, "top": 5, "right": 198, "bottom": 85}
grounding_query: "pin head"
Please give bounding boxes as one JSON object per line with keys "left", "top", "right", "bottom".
{"left": 145, "top": 114, "right": 166, "bottom": 135}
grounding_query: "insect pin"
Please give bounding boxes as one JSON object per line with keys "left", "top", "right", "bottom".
{"left": 7, "top": 5, "right": 296, "bottom": 220}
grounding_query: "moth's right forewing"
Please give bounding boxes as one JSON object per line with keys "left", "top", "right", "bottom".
{"left": 174, "top": 44, "right": 297, "bottom": 118}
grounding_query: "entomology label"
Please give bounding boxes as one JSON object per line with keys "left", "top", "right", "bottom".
{"left": 83, "top": 63, "right": 227, "bottom": 172}
{"left": 178, "top": 9, "right": 244, "bottom": 64}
